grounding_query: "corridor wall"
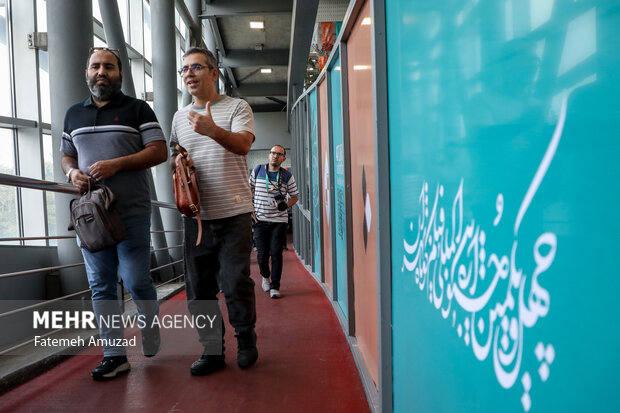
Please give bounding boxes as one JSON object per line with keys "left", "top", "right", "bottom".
{"left": 386, "top": 0, "right": 620, "bottom": 412}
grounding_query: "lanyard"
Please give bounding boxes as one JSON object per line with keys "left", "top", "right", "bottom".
{"left": 264, "top": 165, "right": 280, "bottom": 192}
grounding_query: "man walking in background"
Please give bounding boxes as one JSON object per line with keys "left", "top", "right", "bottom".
{"left": 249, "top": 145, "right": 299, "bottom": 298}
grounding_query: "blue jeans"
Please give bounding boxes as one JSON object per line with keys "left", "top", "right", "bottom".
{"left": 79, "top": 214, "right": 158, "bottom": 357}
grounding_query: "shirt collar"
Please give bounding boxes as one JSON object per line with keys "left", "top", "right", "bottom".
{"left": 83, "top": 90, "right": 125, "bottom": 108}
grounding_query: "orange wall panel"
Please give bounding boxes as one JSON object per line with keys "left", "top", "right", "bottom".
{"left": 346, "top": 0, "right": 378, "bottom": 387}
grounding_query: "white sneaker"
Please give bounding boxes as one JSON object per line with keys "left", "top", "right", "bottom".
{"left": 261, "top": 277, "right": 270, "bottom": 292}
{"left": 270, "top": 289, "right": 281, "bottom": 299}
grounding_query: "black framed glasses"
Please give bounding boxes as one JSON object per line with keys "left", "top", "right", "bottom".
{"left": 178, "top": 64, "right": 213, "bottom": 77}
{"left": 270, "top": 151, "right": 285, "bottom": 157}
{"left": 89, "top": 47, "right": 120, "bottom": 58}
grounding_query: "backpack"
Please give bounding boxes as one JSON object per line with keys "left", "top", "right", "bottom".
{"left": 69, "top": 183, "right": 126, "bottom": 252}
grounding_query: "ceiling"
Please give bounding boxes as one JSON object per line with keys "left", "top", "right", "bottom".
{"left": 198, "top": 0, "right": 349, "bottom": 114}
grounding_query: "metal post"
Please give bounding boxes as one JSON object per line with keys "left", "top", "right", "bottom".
{"left": 98, "top": 0, "right": 136, "bottom": 97}
{"left": 47, "top": 0, "right": 93, "bottom": 295}
{"left": 151, "top": 0, "right": 182, "bottom": 261}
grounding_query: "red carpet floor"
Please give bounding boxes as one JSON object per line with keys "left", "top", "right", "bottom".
{"left": 0, "top": 244, "right": 370, "bottom": 413}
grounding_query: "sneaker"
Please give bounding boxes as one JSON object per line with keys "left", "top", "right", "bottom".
{"left": 270, "top": 289, "right": 281, "bottom": 299}
{"left": 190, "top": 354, "right": 226, "bottom": 376}
{"left": 236, "top": 331, "right": 258, "bottom": 369}
{"left": 141, "top": 327, "right": 160, "bottom": 357}
{"left": 91, "top": 356, "right": 130, "bottom": 380}
{"left": 261, "top": 277, "right": 270, "bottom": 292}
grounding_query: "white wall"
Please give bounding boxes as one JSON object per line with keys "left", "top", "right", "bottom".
{"left": 252, "top": 112, "right": 291, "bottom": 150}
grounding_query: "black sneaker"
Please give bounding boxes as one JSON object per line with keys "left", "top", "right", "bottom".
{"left": 190, "top": 354, "right": 225, "bottom": 376}
{"left": 142, "top": 327, "right": 161, "bottom": 357}
{"left": 91, "top": 356, "right": 130, "bottom": 380}
{"left": 236, "top": 330, "right": 258, "bottom": 369}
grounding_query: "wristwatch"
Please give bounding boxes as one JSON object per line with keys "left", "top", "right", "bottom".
{"left": 66, "top": 167, "right": 75, "bottom": 183}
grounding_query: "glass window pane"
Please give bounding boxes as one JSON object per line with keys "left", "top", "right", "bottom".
{"left": 92, "top": 0, "right": 102, "bottom": 23}
{"left": 38, "top": 51, "right": 51, "bottom": 124}
{"left": 94, "top": 35, "right": 106, "bottom": 48}
{"left": 0, "top": 128, "right": 18, "bottom": 243}
{"left": 36, "top": 0, "right": 47, "bottom": 31}
{"left": 0, "top": 2, "right": 12, "bottom": 117}
{"left": 42, "top": 134, "right": 56, "bottom": 244}
{"left": 143, "top": 0, "right": 151, "bottom": 62}
{"left": 118, "top": 0, "right": 129, "bottom": 42}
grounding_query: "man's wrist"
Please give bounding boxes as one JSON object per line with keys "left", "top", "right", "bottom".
{"left": 66, "top": 167, "right": 75, "bottom": 182}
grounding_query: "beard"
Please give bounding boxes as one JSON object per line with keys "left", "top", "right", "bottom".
{"left": 86, "top": 74, "right": 122, "bottom": 101}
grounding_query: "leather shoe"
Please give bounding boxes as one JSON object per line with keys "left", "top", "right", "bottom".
{"left": 236, "top": 330, "right": 258, "bottom": 369}
{"left": 190, "top": 354, "right": 225, "bottom": 376}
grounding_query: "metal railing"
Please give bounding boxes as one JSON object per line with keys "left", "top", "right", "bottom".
{"left": 0, "top": 172, "right": 185, "bottom": 356}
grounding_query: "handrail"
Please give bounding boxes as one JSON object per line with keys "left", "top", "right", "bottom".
{"left": 151, "top": 244, "right": 184, "bottom": 253}
{"left": 151, "top": 200, "right": 177, "bottom": 209}
{"left": 0, "top": 172, "right": 79, "bottom": 195}
{"left": 0, "top": 235, "right": 75, "bottom": 242}
{"left": 0, "top": 288, "right": 91, "bottom": 319}
{"left": 0, "top": 263, "right": 84, "bottom": 280}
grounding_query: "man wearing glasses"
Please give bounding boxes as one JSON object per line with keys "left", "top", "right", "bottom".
{"left": 249, "top": 146, "right": 299, "bottom": 299}
{"left": 169, "top": 47, "right": 258, "bottom": 376}
{"left": 60, "top": 47, "right": 168, "bottom": 380}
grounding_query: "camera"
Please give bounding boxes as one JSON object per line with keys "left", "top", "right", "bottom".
{"left": 274, "top": 193, "right": 288, "bottom": 211}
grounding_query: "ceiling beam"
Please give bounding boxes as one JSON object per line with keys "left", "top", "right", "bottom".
{"left": 237, "top": 82, "right": 287, "bottom": 96}
{"left": 250, "top": 103, "right": 287, "bottom": 113}
{"left": 266, "top": 96, "right": 286, "bottom": 105}
{"left": 221, "top": 49, "right": 289, "bottom": 68}
{"left": 199, "top": 0, "right": 293, "bottom": 17}
{"left": 287, "top": 0, "right": 319, "bottom": 113}
{"left": 205, "top": 16, "right": 238, "bottom": 91}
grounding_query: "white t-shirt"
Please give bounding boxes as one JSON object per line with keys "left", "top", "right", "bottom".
{"left": 170, "top": 95, "right": 255, "bottom": 220}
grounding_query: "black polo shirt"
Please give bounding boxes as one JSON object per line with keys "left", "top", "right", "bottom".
{"left": 61, "top": 92, "right": 165, "bottom": 218}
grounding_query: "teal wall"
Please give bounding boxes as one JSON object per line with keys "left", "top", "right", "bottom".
{"left": 329, "top": 53, "right": 348, "bottom": 318}
{"left": 386, "top": 0, "right": 620, "bottom": 412}
{"left": 309, "top": 90, "right": 321, "bottom": 279}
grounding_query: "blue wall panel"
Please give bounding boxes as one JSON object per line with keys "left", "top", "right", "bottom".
{"left": 386, "top": 0, "right": 620, "bottom": 412}
{"left": 309, "top": 90, "right": 321, "bottom": 279}
{"left": 329, "top": 54, "right": 348, "bottom": 317}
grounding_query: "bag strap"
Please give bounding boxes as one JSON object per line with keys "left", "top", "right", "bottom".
{"left": 175, "top": 152, "right": 202, "bottom": 246}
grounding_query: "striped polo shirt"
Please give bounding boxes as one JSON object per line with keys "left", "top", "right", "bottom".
{"left": 249, "top": 164, "right": 299, "bottom": 223}
{"left": 60, "top": 92, "right": 166, "bottom": 218}
{"left": 169, "top": 95, "right": 255, "bottom": 220}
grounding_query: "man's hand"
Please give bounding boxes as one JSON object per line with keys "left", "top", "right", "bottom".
{"left": 88, "top": 158, "right": 121, "bottom": 181}
{"left": 187, "top": 102, "right": 219, "bottom": 137}
{"left": 68, "top": 168, "right": 90, "bottom": 192}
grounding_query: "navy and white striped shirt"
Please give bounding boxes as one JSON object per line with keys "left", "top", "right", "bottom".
{"left": 249, "top": 164, "right": 299, "bottom": 223}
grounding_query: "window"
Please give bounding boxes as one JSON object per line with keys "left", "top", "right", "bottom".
{"left": 0, "top": 1, "right": 12, "bottom": 116}
{"left": 143, "top": 0, "right": 151, "bottom": 62}
{"left": 0, "top": 128, "right": 18, "bottom": 243}
{"left": 42, "top": 134, "right": 56, "bottom": 244}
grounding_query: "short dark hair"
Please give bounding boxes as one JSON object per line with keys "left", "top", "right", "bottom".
{"left": 272, "top": 145, "right": 286, "bottom": 156}
{"left": 182, "top": 47, "right": 217, "bottom": 69}
{"left": 86, "top": 48, "right": 123, "bottom": 72}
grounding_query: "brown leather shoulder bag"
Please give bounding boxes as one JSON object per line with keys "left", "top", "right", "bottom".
{"left": 173, "top": 145, "right": 202, "bottom": 245}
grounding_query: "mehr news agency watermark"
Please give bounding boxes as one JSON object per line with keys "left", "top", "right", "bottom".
{"left": 1, "top": 300, "right": 221, "bottom": 355}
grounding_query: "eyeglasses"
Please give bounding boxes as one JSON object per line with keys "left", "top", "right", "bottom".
{"left": 178, "top": 64, "right": 213, "bottom": 77}
{"left": 270, "top": 151, "right": 285, "bottom": 157}
{"left": 89, "top": 47, "right": 120, "bottom": 58}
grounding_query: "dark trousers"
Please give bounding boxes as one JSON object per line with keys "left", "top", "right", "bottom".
{"left": 253, "top": 220, "right": 288, "bottom": 290}
{"left": 184, "top": 214, "right": 256, "bottom": 352}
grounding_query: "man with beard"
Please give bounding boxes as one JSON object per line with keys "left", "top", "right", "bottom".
{"left": 169, "top": 47, "right": 258, "bottom": 375}
{"left": 60, "top": 47, "right": 168, "bottom": 380}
